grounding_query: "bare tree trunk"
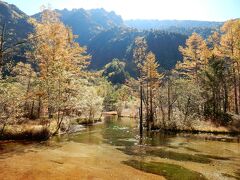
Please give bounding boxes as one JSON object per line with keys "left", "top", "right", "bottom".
{"left": 223, "top": 81, "right": 228, "bottom": 113}
{"left": 167, "top": 79, "right": 171, "bottom": 122}
{"left": 24, "top": 70, "right": 32, "bottom": 116}
{"left": 30, "top": 100, "right": 35, "bottom": 119}
{"left": 217, "top": 87, "right": 221, "bottom": 113}
{"left": 184, "top": 97, "right": 191, "bottom": 122}
{"left": 46, "top": 63, "right": 53, "bottom": 119}
{"left": 140, "top": 84, "right": 143, "bottom": 135}
{"left": 146, "top": 81, "right": 149, "bottom": 128}
{"left": 149, "top": 83, "right": 154, "bottom": 129}
{"left": 159, "top": 99, "right": 165, "bottom": 128}
{"left": 233, "top": 68, "right": 239, "bottom": 114}
{"left": 53, "top": 112, "right": 64, "bottom": 136}
{"left": 213, "top": 88, "right": 216, "bottom": 115}
{"left": 37, "top": 96, "right": 42, "bottom": 119}
{"left": 238, "top": 64, "right": 240, "bottom": 113}
{"left": 57, "top": 78, "right": 61, "bottom": 125}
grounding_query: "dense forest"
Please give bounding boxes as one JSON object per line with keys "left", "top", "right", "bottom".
{"left": 125, "top": 19, "right": 222, "bottom": 38}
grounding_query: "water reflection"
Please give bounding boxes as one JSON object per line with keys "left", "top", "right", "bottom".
{"left": 0, "top": 116, "right": 239, "bottom": 179}
{"left": 65, "top": 116, "right": 240, "bottom": 179}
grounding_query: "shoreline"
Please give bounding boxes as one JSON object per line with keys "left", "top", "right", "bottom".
{"left": 0, "top": 115, "right": 239, "bottom": 142}
{"left": 0, "top": 118, "right": 103, "bottom": 141}
{"left": 150, "top": 128, "right": 240, "bottom": 136}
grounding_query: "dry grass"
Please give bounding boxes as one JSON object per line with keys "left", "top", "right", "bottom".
{"left": 0, "top": 125, "right": 50, "bottom": 141}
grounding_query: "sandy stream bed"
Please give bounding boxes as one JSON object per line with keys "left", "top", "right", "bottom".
{"left": 0, "top": 141, "right": 163, "bottom": 180}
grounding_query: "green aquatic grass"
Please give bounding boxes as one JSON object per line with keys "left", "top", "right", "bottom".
{"left": 107, "top": 139, "right": 136, "bottom": 146}
{"left": 103, "top": 125, "right": 137, "bottom": 147}
{"left": 123, "top": 160, "right": 207, "bottom": 180}
{"left": 197, "top": 154, "right": 230, "bottom": 160}
{"left": 119, "top": 147, "right": 212, "bottom": 164}
{"left": 184, "top": 147, "right": 201, "bottom": 152}
{"left": 148, "top": 149, "right": 211, "bottom": 163}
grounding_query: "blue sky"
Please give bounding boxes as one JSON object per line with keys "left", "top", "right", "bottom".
{"left": 3, "top": 0, "right": 240, "bottom": 21}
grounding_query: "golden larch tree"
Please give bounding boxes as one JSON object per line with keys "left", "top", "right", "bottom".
{"left": 142, "top": 52, "right": 163, "bottom": 129}
{"left": 28, "top": 8, "right": 90, "bottom": 131}
{"left": 177, "top": 32, "right": 210, "bottom": 79}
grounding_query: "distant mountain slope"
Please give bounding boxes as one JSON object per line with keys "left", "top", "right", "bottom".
{"left": 33, "top": 8, "right": 124, "bottom": 45}
{"left": 88, "top": 28, "right": 187, "bottom": 74}
{"left": 31, "top": 8, "right": 188, "bottom": 72}
{"left": 88, "top": 27, "right": 142, "bottom": 70}
{"left": 58, "top": 8, "right": 124, "bottom": 44}
{"left": 125, "top": 19, "right": 223, "bottom": 29}
{"left": 125, "top": 19, "right": 223, "bottom": 38}
{"left": 0, "top": 1, "right": 32, "bottom": 43}
{"left": 0, "top": 1, "right": 33, "bottom": 66}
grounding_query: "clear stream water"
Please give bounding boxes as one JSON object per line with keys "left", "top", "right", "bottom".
{"left": 0, "top": 116, "right": 240, "bottom": 180}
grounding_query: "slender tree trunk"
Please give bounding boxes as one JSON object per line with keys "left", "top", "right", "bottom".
{"left": 213, "top": 88, "right": 216, "bottom": 116}
{"left": 167, "top": 79, "right": 171, "bottom": 122}
{"left": 37, "top": 96, "right": 42, "bottom": 119}
{"left": 30, "top": 100, "right": 35, "bottom": 119}
{"left": 149, "top": 83, "right": 153, "bottom": 129}
{"left": 238, "top": 64, "right": 240, "bottom": 113}
{"left": 223, "top": 81, "right": 228, "bottom": 113}
{"left": 233, "top": 68, "right": 239, "bottom": 114}
{"left": 160, "top": 104, "right": 165, "bottom": 128}
{"left": 140, "top": 84, "right": 143, "bottom": 135}
{"left": 46, "top": 61, "right": 53, "bottom": 119}
{"left": 57, "top": 78, "right": 61, "bottom": 125}
{"left": 53, "top": 111, "right": 64, "bottom": 136}
{"left": 184, "top": 97, "right": 191, "bottom": 122}
{"left": 24, "top": 70, "right": 32, "bottom": 116}
{"left": 48, "top": 102, "right": 53, "bottom": 118}
{"left": 54, "top": 76, "right": 66, "bottom": 132}
{"left": 217, "top": 87, "right": 221, "bottom": 113}
{"left": 47, "top": 90, "right": 53, "bottom": 118}
{"left": 146, "top": 81, "right": 149, "bottom": 127}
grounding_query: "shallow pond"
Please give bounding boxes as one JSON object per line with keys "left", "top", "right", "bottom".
{"left": 0, "top": 116, "right": 239, "bottom": 180}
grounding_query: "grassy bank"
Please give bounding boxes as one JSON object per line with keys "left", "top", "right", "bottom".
{"left": 152, "top": 128, "right": 240, "bottom": 136}
{"left": 0, "top": 126, "right": 51, "bottom": 141}
{"left": 0, "top": 117, "right": 103, "bottom": 141}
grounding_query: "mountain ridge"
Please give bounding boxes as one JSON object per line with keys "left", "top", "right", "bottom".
{"left": 125, "top": 19, "right": 223, "bottom": 28}
{"left": 0, "top": 0, "right": 227, "bottom": 74}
